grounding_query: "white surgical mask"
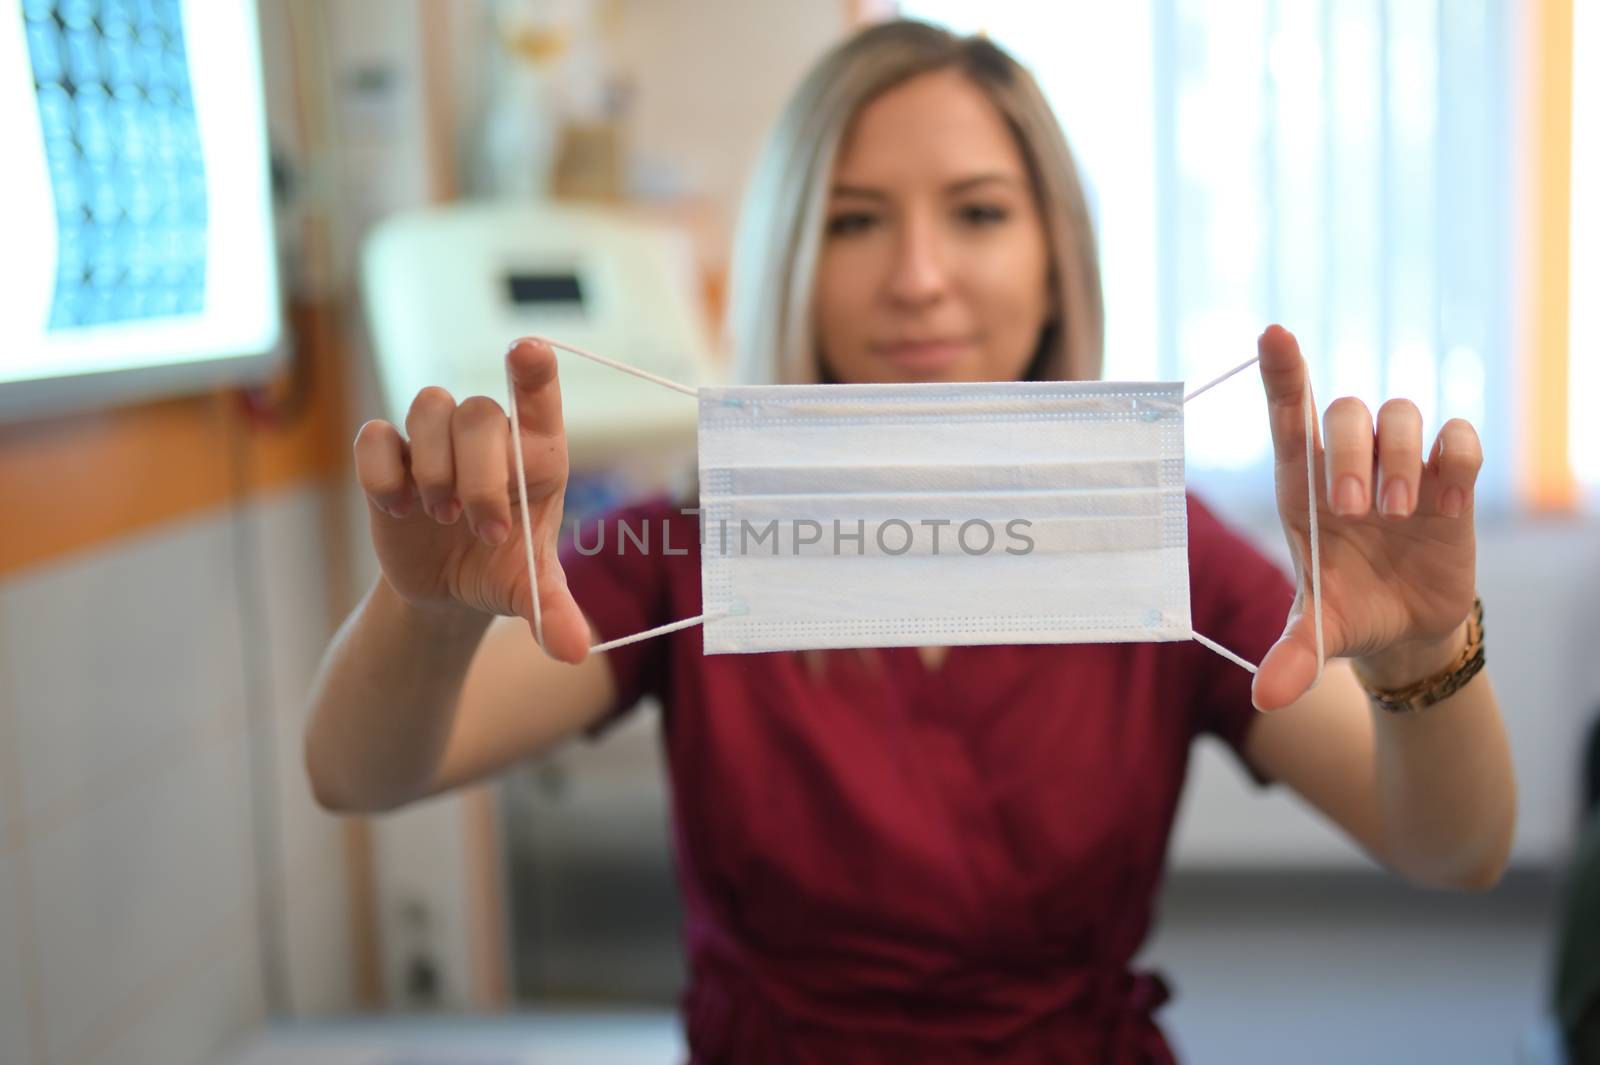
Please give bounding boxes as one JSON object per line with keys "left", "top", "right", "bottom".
{"left": 696, "top": 380, "right": 1190, "bottom": 654}
{"left": 509, "top": 340, "right": 1323, "bottom": 676}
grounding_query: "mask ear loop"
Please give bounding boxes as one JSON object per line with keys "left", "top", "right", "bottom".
{"left": 1184, "top": 355, "right": 1325, "bottom": 684}
{"left": 504, "top": 338, "right": 729, "bottom": 656}
{"left": 507, "top": 337, "right": 1324, "bottom": 675}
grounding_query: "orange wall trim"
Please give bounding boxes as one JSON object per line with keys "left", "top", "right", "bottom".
{"left": 0, "top": 301, "right": 350, "bottom": 578}
{"left": 344, "top": 818, "right": 385, "bottom": 1010}
{"left": 1524, "top": 0, "right": 1576, "bottom": 510}
{"left": 464, "top": 785, "right": 511, "bottom": 1010}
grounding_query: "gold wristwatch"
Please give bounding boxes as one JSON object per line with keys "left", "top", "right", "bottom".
{"left": 1351, "top": 597, "right": 1486, "bottom": 714}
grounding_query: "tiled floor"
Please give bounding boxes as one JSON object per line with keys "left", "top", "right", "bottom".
{"left": 224, "top": 1012, "right": 686, "bottom": 1065}
{"left": 226, "top": 868, "right": 1566, "bottom": 1065}
{"left": 1144, "top": 870, "right": 1563, "bottom": 1064}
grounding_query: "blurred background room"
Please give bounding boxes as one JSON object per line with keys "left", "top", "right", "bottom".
{"left": 0, "top": 0, "right": 1596, "bottom": 1063}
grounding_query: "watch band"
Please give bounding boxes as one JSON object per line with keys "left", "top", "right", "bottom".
{"left": 1352, "top": 597, "right": 1485, "bottom": 715}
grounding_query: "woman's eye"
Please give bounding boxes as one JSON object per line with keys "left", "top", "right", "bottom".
{"left": 826, "top": 211, "right": 878, "bottom": 237}
{"left": 957, "top": 203, "right": 1010, "bottom": 227}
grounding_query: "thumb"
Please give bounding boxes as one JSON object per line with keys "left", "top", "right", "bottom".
{"left": 512, "top": 548, "right": 591, "bottom": 665}
{"left": 534, "top": 556, "right": 598, "bottom": 665}
{"left": 1250, "top": 613, "right": 1322, "bottom": 712}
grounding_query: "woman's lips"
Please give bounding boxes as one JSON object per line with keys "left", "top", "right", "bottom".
{"left": 872, "top": 337, "right": 973, "bottom": 370}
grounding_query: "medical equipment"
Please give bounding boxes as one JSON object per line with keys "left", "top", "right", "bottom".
{"left": 360, "top": 201, "right": 719, "bottom": 468}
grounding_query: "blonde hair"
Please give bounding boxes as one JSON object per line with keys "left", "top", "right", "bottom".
{"left": 724, "top": 18, "right": 1104, "bottom": 386}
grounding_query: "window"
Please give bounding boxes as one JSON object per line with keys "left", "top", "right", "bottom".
{"left": 903, "top": 1, "right": 1517, "bottom": 503}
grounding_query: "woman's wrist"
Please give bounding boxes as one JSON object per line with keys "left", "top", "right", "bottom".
{"left": 374, "top": 575, "right": 495, "bottom": 644}
{"left": 1350, "top": 614, "right": 1472, "bottom": 690}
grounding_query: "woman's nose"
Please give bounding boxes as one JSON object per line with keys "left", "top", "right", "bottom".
{"left": 884, "top": 215, "right": 950, "bottom": 308}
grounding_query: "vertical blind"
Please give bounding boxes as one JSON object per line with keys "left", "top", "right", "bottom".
{"left": 903, "top": 0, "right": 1517, "bottom": 500}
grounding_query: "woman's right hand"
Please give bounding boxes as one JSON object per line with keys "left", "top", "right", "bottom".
{"left": 352, "top": 338, "right": 592, "bottom": 663}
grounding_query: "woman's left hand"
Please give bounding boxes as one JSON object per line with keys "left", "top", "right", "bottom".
{"left": 1251, "top": 325, "right": 1482, "bottom": 711}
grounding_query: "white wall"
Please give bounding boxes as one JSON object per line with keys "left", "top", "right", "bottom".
{"left": 610, "top": 0, "right": 844, "bottom": 252}
{"left": 1170, "top": 504, "right": 1600, "bottom": 869}
{"left": 0, "top": 485, "right": 355, "bottom": 1065}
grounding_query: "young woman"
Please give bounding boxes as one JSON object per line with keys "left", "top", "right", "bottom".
{"left": 305, "top": 20, "right": 1515, "bottom": 1063}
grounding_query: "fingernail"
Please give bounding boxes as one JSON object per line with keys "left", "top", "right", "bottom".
{"left": 439, "top": 499, "right": 461, "bottom": 524}
{"left": 390, "top": 495, "right": 414, "bottom": 518}
{"left": 482, "top": 520, "right": 509, "bottom": 545}
{"left": 1439, "top": 486, "right": 1464, "bottom": 518}
{"left": 1250, "top": 679, "right": 1270, "bottom": 713}
{"left": 1381, "top": 479, "right": 1410, "bottom": 518}
{"left": 1335, "top": 475, "right": 1365, "bottom": 516}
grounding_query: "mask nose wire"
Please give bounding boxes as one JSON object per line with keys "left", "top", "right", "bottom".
{"left": 504, "top": 338, "right": 723, "bottom": 656}
{"left": 1184, "top": 355, "right": 1326, "bottom": 687}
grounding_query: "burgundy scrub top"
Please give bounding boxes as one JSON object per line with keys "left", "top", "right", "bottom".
{"left": 557, "top": 493, "right": 1294, "bottom": 1064}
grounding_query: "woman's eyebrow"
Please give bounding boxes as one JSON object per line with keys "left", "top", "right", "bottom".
{"left": 830, "top": 184, "right": 888, "bottom": 200}
{"left": 944, "top": 173, "right": 1024, "bottom": 194}
{"left": 829, "top": 174, "right": 1025, "bottom": 200}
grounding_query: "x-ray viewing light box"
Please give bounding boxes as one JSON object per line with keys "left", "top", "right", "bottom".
{"left": 0, "top": 0, "right": 282, "bottom": 423}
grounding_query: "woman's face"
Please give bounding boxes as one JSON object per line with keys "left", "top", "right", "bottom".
{"left": 814, "top": 69, "right": 1054, "bottom": 385}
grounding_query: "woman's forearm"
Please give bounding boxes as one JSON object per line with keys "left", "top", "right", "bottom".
{"left": 304, "top": 576, "right": 493, "bottom": 813}
{"left": 1363, "top": 632, "right": 1517, "bottom": 889}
